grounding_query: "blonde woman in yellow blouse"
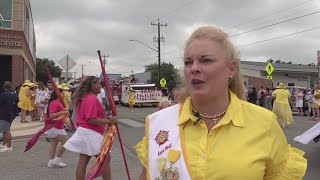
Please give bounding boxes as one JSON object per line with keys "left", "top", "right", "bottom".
{"left": 311, "top": 85, "right": 320, "bottom": 120}
{"left": 135, "top": 26, "right": 307, "bottom": 180}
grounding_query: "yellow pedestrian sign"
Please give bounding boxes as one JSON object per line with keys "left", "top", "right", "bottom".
{"left": 160, "top": 78, "right": 166, "bottom": 87}
{"left": 265, "top": 63, "right": 274, "bottom": 75}
{"left": 267, "top": 75, "right": 272, "bottom": 80}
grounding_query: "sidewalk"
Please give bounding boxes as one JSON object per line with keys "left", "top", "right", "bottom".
{"left": 10, "top": 115, "right": 44, "bottom": 139}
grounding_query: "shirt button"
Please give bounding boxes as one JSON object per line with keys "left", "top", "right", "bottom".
{"left": 201, "top": 153, "right": 206, "bottom": 159}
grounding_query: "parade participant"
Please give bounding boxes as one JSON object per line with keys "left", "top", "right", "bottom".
{"left": 135, "top": 26, "right": 306, "bottom": 179}
{"left": 61, "top": 83, "right": 72, "bottom": 129}
{"left": 159, "top": 89, "right": 172, "bottom": 110}
{"left": 63, "top": 76, "right": 117, "bottom": 180}
{"left": 311, "top": 85, "right": 320, "bottom": 120}
{"left": 128, "top": 87, "right": 136, "bottom": 112}
{"left": 18, "top": 80, "right": 34, "bottom": 123}
{"left": 45, "top": 84, "right": 69, "bottom": 168}
{"left": 0, "top": 81, "right": 19, "bottom": 152}
{"left": 295, "top": 88, "right": 304, "bottom": 116}
{"left": 272, "top": 83, "right": 293, "bottom": 128}
{"left": 29, "top": 83, "right": 38, "bottom": 121}
{"left": 35, "top": 82, "right": 48, "bottom": 122}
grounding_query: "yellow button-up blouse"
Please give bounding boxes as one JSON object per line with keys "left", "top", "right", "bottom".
{"left": 135, "top": 91, "right": 307, "bottom": 179}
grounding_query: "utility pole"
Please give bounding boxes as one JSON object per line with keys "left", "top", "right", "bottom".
{"left": 151, "top": 19, "right": 167, "bottom": 89}
{"left": 81, "top": 64, "right": 85, "bottom": 78}
{"left": 102, "top": 54, "right": 109, "bottom": 67}
{"left": 66, "top": 54, "right": 69, "bottom": 81}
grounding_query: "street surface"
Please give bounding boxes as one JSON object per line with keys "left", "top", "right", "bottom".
{"left": 0, "top": 105, "right": 319, "bottom": 179}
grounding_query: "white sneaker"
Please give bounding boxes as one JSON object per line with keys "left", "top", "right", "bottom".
{"left": 0, "top": 144, "right": 6, "bottom": 149}
{"left": 53, "top": 157, "right": 67, "bottom": 168}
{"left": 47, "top": 159, "right": 55, "bottom": 168}
{"left": 0, "top": 146, "right": 13, "bottom": 152}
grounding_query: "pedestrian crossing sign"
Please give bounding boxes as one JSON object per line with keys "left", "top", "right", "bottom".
{"left": 267, "top": 75, "right": 272, "bottom": 80}
{"left": 265, "top": 63, "right": 274, "bottom": 75}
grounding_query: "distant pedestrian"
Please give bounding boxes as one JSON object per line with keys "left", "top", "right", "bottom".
{"left": 35, "top": 82, "right": 48, "bottom": 122}
{"left": 295, "top": 89, "right": 304, "bottom": 116}
{"left": 272, "top": 83, "right": 293, "bottom": 128}
{"left": 128, "top": 87, "right": 136, "bottom": 112}
{"left": 17, "top": 80, "right": 34, "bottom": 123}
{"left": 263, "top": 87, "right": 272, "bottom": 110}
{"left": 0, "top": 81, "right": 19, "bottom": 152}
{"left": 311, "top": 86, "right": 320, "bottom": 121}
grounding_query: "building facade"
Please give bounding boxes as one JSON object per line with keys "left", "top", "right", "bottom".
{"left": 240, "top": 61, "right": 318, "bottom": 89}
{"left": 0, "top": 0, "right": 36, "bottom": 87}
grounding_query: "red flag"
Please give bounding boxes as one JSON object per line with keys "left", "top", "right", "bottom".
{"left": 86, "top": 51, "right": 131, "bottom": 180}
{"left": 24, "top": 63, "right": 74, "bottom": 152}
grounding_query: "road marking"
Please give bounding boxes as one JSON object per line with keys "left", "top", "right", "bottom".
{"left": 118, "top": 119, "right": 144, "bottom": 127}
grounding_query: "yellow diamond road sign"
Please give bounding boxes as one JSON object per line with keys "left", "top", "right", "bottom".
{"left": 160, "top": 78, "right": 166, "bottom": 87}
{"left": 265, "top": 63, "right": 274, "bottom": 75}
{"left": 267, "top": 75, "right": 272, "bottom": 80}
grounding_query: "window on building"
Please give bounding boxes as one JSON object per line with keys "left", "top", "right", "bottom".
{"left": 0, "top": 0, "right": 12, "bottom": 28}
{"left": 288, "top": 83, "right": 295, "bottom": 86}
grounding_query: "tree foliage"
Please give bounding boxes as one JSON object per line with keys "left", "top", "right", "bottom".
{"left": 145, "top": 62, "right": 180, "bottom": 90}
{"left": 36, "top": 57, "right": 62, "bottom": 84}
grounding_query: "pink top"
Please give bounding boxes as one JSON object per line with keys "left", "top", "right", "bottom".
{"left": 296, "top": 92, "right": 304, "bottom": 101}
{"left": 77, "top": 93, "right": 106, "bottom": 134}
{"left": 49, "top": 99, "right": 65, "bottom": 129}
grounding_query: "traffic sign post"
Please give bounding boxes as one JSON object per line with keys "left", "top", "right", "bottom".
{"left": 265, "top": 63, "right": 274, "bottom": 75}
{"left": 160, "top": 78, "right": 166, "bottom": 88}
{"left": 265, "top": 63, "right": 274, "bottom": 81}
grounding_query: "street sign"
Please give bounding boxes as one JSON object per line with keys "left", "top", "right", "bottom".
{"left": 265, "top": 63, "right": 274, "bottom": 75}
{"left": 317, "top": 50, "right": 320, "bottom": 63}
{"left": 267, "top": 75, "right": 272, "bottom": 80}
{"left": 58, "top": 54, "right": 77, "bottom": 71}
{"left": 160, "top": 78, "right": 166, "bottom": 87}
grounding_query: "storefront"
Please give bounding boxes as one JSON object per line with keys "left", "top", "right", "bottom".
{"left": 0, "top": 0, "right": 36, "bottom": 88}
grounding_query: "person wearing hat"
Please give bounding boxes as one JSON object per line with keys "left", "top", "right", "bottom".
{"left": 61, "top": 83, "right": 72, "bottom": 129}
{"left": 128, "top": 87, "right": 136, "bottom": 112}
{"left": 18, "top": 80, "right": 34, "bottom": 123}
{"left": 272, "top": 83, "right": 293, "bottom": 128}
{"left": 35, "top": 82, "right": 48, "bottom": 122}
{"left": 311, "top": 85, "right": 320, "bottom": 120}
{"left": 29, "top": 83, "right": 39, "bottom": 121}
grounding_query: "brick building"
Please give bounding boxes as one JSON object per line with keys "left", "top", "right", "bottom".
{"left": 0, "top": 0, "right": 36, "bottom": 88}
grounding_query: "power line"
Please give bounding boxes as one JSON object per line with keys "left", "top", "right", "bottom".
{"left": 157, "top": 0, "right": 195, "bottom": 20}
{"left": 224, "top": 0, "right": 314, "bottom": 30}
{"left": 230, "top": 10, "right": 320, "bottom": 37}
{"left": 236, "top": 26, "right": 320, "bottom": 48}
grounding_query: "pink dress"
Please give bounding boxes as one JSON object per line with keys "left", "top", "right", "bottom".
{"left": 64, "top": 93, "right": 106, "bottom": 156}
{"left": 44, "top": 99, "right": 67, "bottom": 138}
{"left": 76, "top": 93, "right": 106, "bottom": 134}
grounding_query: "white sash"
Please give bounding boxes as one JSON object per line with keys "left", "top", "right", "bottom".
{"left": 148, "top": 104, "right": 191, "bottom": 180}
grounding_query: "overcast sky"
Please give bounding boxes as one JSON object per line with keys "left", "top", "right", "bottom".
{"left": 30, "top": 0, "right": 320, "bottom": 78}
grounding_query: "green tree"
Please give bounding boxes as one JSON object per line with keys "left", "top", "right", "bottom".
{"left": 36, "top": 57, "right": 62, "bottom": 83}
{"left": 145, "top": 62, "right": 180, "bottom": 90}
{"left": 267, "top": 59, "right": 274, "bottom": 63}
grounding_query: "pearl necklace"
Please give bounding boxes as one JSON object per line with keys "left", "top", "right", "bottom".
{"left": 192, "top": 107, "right": 227, "bottom": 124}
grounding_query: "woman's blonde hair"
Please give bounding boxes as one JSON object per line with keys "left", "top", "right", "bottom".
{"left": 177, "top": 26, "right": 245, "bottom": 102}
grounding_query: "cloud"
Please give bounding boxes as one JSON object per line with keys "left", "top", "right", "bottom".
{"left": 31, "top": 0, "right": 320, "bottom": 78}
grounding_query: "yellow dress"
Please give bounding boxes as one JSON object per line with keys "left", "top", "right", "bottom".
{"left": 18, "top": 86, "right": 34, "bottom": 111}
{"left": 128, "top": 91, "right": 136, "bottom": 104}
{"left": 135, "top": 92, "right": 307, "bottom": 179}
{"left": 311, "top": 89, "right": 320, "bottom": 108}
{"left": 272, "top": 89, "right": 293, "bottom": 125}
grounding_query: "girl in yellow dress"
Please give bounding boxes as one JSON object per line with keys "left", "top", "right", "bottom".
{"left": 128, "top": 87, "right": 136, "bottom": 112}
{"left": 311, "top": 85, "right": 320, "bottom": 120}
{"left": 18, "top": 80, "right": 34, "bottom": 123}
{"left": 272, "top": 83, "right": 293, "bottom": 128}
